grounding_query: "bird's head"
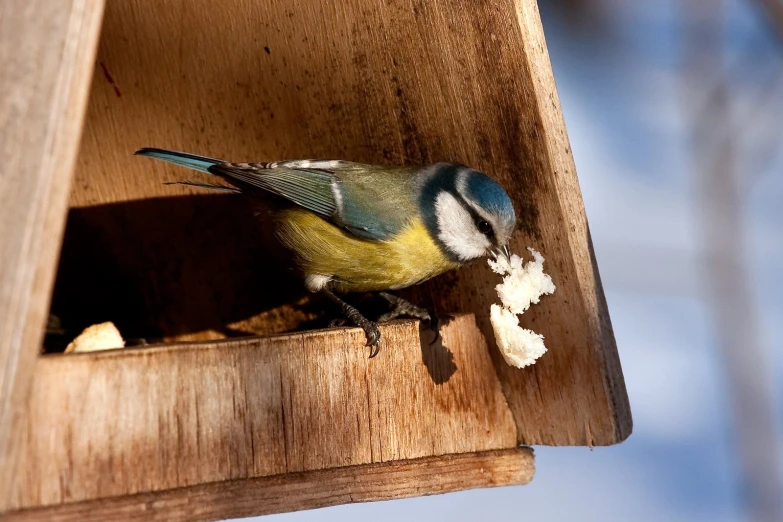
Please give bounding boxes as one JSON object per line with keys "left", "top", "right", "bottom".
{"left": 421, "top": 164, "right": 516, "bottom": 264}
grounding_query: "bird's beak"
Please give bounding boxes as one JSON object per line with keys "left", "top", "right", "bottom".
{"left": 494, "top": 244, "right": 510, "bottom": 261}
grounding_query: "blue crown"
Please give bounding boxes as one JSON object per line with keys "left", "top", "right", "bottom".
{"left": 464, "top": 171, "right": 516, "bottom": 224}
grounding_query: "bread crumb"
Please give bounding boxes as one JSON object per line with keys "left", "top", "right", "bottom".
{"left": 488, "top": 248, "right": 555, "bottom": 368}
{"left": 65, "top": 322, "right": 125, "bottom": 353}
{"left": 490, "top": 305, "right": 547, "bottom": 368}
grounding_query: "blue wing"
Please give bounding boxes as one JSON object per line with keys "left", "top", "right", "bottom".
{"left": 136, "top": 149, "right": 419, "bottom": 241}
{"left": 213, "top": 161, "right": 420, "bottom": 240}
{"left": 214, "top": 165, "right": 338, "bottom": 218}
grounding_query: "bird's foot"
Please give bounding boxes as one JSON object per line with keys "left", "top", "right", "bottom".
{"left": 378, "top": 292, "right": 441, "bottom": 344}
{"left": 323, "top": 289, "right": 382, "bottom": 358}
{"left": 354, "top": 317, "right": 381, "bottom": 358}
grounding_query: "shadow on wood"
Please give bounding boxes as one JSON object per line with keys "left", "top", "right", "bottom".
{"left": 49, "top": 193, "right": 320, "bottom": 344}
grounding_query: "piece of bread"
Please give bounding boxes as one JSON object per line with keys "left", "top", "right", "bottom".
{"left": 488, "top": 248, "right": 556, "bottom": 368}
{"left": 64, "top": 322, "right": 125, "bottom": 354}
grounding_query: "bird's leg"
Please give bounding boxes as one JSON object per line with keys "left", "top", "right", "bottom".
{"left": 322, "top": 288, "right": 381, "bottom": 357}
{"left": 378, "top": 292, "right": 440, "bottom": 343}
{"left": 377, "top": 293, "right": 431, "bottom": 322}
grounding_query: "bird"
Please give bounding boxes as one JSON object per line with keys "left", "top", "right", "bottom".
{"left": 136, "top": 148, "right": 516, "bottom": 357}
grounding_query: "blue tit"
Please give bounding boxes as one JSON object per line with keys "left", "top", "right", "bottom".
{"left": 136, "top": 148, "right": 516, "bottom": 356}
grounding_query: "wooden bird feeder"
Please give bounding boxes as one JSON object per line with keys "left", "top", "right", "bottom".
{"left": 0, "top": 0, "right": 631, "bottom": 520}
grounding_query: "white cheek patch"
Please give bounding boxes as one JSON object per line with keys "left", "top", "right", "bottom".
{"left": 435, "top": 192, "right": 491, "bottom": 261}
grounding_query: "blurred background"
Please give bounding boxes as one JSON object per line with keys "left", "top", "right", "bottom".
{"left": 242, "top": 1, "right": 783, "bottom": 520}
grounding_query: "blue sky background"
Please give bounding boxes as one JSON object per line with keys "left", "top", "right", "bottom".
{"left": 239, "top": 2, "right": 783, "bottom": 520}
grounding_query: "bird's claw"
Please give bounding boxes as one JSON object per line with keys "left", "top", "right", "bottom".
{"left": 364, "top": 322, "right": 381, "bottom": 358}
{"left": 322, "top": 288, "right": 382, "bottom": 359}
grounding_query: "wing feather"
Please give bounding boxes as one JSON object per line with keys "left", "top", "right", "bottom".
{"left": 209, "top": 161, "right": 422, "bottom": 241}
{"left": 212, "top": 165, "right": 337, "bottom": 218}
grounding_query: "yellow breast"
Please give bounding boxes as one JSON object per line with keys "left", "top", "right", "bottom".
{"left": 275, "top": 208, "right": 460, "bottom": 293}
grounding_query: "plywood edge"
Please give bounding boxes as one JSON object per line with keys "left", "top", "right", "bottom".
{"left": 0, "top": 0, "right": 106, "bottom": 511}
{"left": 513, "top": 0, "right": 632, "bottom": 444}
{"left": 4, "top": 448, "right": 534, "bottom": 522}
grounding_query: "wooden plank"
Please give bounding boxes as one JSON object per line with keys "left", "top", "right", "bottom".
{"left": 4, "top": 448, "right": 534, "bottom": 522}
{"left": 10, "top": 315, "right": 518, "bottom": 510}
{"left": 0, "top": 0, "right": 105, "bottom": 512}
{"left": 51, "top": 0, "right": 630, "bottom": 446}
{"left": 505, "top": 0, "right": 631, "bottom": 445}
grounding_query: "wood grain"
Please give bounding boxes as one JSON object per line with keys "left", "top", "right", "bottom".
{"left": 10, "top": 315, "right": 518, "bottom": 510}
{"left": 5, "top": 448, "right": 533, "bottom": 522}
{"left": 50, "top": 0, "right": 630, "bottom": 447}
{"left": 0, "top": 0, "right": 105, "bottom": 512}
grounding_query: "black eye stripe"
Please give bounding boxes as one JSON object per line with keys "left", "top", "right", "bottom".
{"left": 449, "top": 190, "right": 496, "bottom": 236}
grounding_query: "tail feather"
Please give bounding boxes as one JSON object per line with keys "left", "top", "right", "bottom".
{"left": 162, "top": 180, "right": 241, "bottom": 193}
{"left": 135, "top": 147, "right": 220, "bottom": 174}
